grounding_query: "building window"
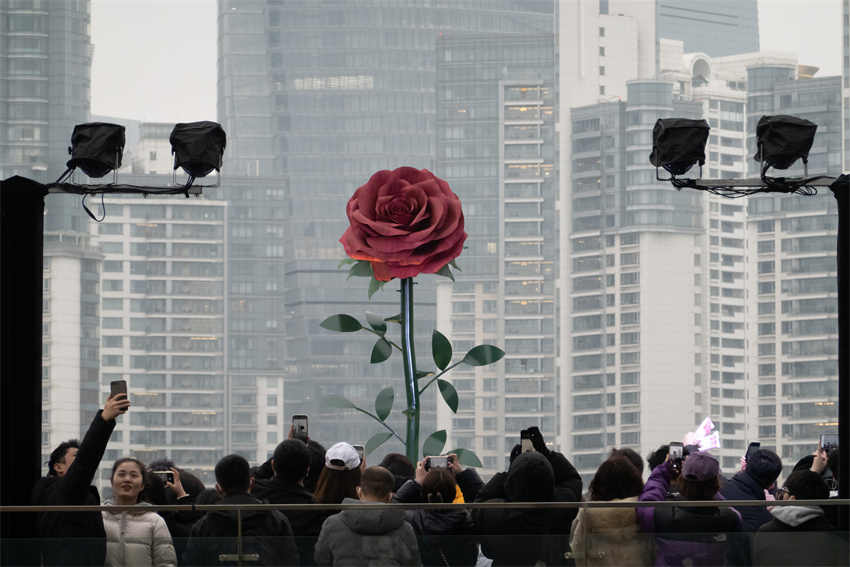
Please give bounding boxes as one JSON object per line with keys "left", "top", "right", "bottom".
{"left": 599, "top": 85, "right": 606, "bottom": 95}
{"left": 599, "top": 66, "right": 606, "bottom": 76}
{"left": 599, "top": 26, "right": 605, "bottom": 37}
{"left": 149, "top": 151, "right": 157, "bottom": 161}
{"left": 599, "top": 46, "right": 606, "bottom": 56}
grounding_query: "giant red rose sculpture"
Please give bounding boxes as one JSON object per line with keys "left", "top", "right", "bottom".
{"left": 340, "top": 167, "right": 467, "bottom": 281}
{"left": 321, "top": 167, "right": 503, "bottom": 465}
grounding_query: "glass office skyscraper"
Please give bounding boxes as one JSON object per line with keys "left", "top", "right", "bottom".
{"left": 217, "top": 0, "right": 554, "bottom": 451}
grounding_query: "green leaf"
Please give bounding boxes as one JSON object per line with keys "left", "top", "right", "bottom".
{"left": 435, "top": 264, "right": 455, "bottom": 281}
{"left": 384, "top": 313, "right": 402, "bottom": 325}
{"left": 338, "top": 258, "right": 357, "bottom": 269}
{"left": 431, "top": 330, "right": 452, "bottom": 371}
{"left": 370, "top": 338, "right": 392, "bottom": 364}
{"left": 320, "top": 314, "right": 362, "bottom": 333}
{"left": 422, "top": 430, "right": 447, "bottom": 457}
{"left": 462, "top": 344, "right": 505, "bottom": 366}
{"left": 348, "top": 260, "right": 373, "bottom": 279}
{"left": 415, "top": 370, "right": 433, "bottom": 381}
{"left": 365, "top": 432, "right": 393, "bottom": 455}
{"left": 449, "top": 448, "right": 483, "bottom": 468}
{"left": 368, "top": 277, "right": 386, "bottom": 299}
{"left": 366, "top": 312, "right": 387, "bottom": 335}
{"left": 449, "top": 259, "right": 462, "bottom": 272}
{"left": 323, "top": 395, "right": 357, "bottom": 410}
{"left": 374, "top": 387, "right": 394, "bottom": 421}
{"left": 437, "top": 379, "right": 459, "bottom": 413}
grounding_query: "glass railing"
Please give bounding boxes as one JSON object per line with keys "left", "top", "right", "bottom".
{"left": 2, "top": 499, "right": 848, "bottom": 566}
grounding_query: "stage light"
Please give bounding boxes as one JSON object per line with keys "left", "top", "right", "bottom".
{"left": 169, "top": 121, "right": 227, "bottom": 179}
{"left": 753, "top": 115, "right": 817, "bottom": 176}
{"left": 65, "top": 122, "right": 126, "bottom": 178}
{"left": 649, "top": 118, "right": 710, "bottom": 178}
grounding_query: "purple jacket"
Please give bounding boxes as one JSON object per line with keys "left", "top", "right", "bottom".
{"left": 638, "top": 463, "right": 742, "bottom": 566}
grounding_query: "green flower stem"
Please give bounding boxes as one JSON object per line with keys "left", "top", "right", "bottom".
{"left": 362, "top": 327, "right": 404, "bottom": 352}
{"left": 417, "top": 361, "right": 463, "bottom": 396}
{"left": 351, "top": 407, "right": 405, "bottom": 444}
{"left": 400, "top": 278, "right": 419, "bottom": 463}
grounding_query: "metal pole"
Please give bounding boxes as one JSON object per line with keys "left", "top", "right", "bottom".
{"left": 0, "top": 176, "right": 47, "bottom": 564}
{"left": 830, "top": 176, "right": 850, "bottom": 531}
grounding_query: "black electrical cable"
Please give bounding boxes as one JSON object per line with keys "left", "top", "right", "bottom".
{"left": 81, "top": 192, "right": 106, "bottom": 222}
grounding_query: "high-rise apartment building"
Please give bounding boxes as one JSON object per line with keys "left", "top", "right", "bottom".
{"left": 217, "top": 0, "right": 555, "bottom": 452}
{"left": 435, "top": 33, "right": 557, "bottom": 474}
{"left": 842, "top": 0, "right": 850, "bottom": 170}
{"left": 745, "top": 67, "right": 842, "bottom": 477}
{"left": 95, "top": 193, "right": 229, "bottom": 486}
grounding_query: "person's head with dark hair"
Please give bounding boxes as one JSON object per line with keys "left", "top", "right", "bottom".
{"left": 272, "top": 439, "right": 311, "bottom": 485}
{"left": 678, "top": 452, "right": 721, "bottom": 501}
{"left": 746, "top": 449, "right": 783, "bottom": 489}
{"left": 357, "top": 466, "right": 395, "bottom": 503}
{"left": 590, "top": 457, "right": 644, "bottom": 501}
{"left": 792, "top": 454, "right": 815, "bottom": 474}
{"left": 421, "top": 468, "right": 456, "bottom": 504}
{"left": 111, "top": 457, "right": 147, "bottom": 505}
{"left": 648, "top": 445, "right": 669, "bottom": 472}
{"left": 48, "top": 439, "right": 80, "bottom": 476}
{"left": 149, "top": 458, "right": 176, "bottom": 471}
{"left": 505, "top": 452, "right": 555, "bottom": 502}
{"left": 379, "top": 453, "right": 415, "bottom": 490}
{"left": 305, "top": 440, "right": 326, "bottom": 492}
{"left": 215, "top": 454, "right": 251, "bottom": 496}
{"left": 180, "top": 470, "right": 205, "bottom": 496}
{"left": 609, "top": 448, "right": 644, "bottom": 476}
{"left": 314, "top": 442, "right": 362, "bottom": 504}
{"left": 781, "top": 470, "right": 829, "bottom": 501}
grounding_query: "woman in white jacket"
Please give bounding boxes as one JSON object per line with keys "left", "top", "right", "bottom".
{"left": 102, "top": 457, "right": 177, "bottom": 567}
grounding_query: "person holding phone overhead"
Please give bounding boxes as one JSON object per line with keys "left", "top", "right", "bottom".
{"left": 31, "top": 391, "right": 131, "bottom": 566}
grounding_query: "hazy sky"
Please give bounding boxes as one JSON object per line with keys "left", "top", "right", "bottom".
{"left": 90, "top": 0, "right": 843, "bottom": 123}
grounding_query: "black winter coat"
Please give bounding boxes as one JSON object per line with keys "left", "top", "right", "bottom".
{"left": 252, "top": 478, "right": 327, "bottom": 565}
{"left": 719, "top": 471, "right": 772, "bottom": 566}
{"left": 394, "top": 479, "right": 478, "bottom": 567}
{"left": 475, "top": 451, "right": 582, "bottom": 566}
{"left": 183, "top": 493, "right": 298, "bottom": 566}
{"left": 753, "top": 506, "right": 849, "bottom": 566}
{"left": 30, "top": 410, "right": 116, "bottom": 566}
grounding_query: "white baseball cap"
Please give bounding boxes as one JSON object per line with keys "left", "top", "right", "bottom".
{"left": 325, "top": 442, "right": 361, "bottom": 471}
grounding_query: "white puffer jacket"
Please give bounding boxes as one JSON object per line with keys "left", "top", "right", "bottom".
{"left": 102, "top": 502, "right": 177, "bottom": 567}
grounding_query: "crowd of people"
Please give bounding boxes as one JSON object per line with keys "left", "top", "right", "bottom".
{"left": 29, "top": 393, "right": 849, "bottom": 566}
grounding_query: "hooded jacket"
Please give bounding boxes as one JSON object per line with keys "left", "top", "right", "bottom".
{"left": 394, "top": 479, "right": 477, "bottom": 566}
{"left": 30, "top": 410, "right": 116, "bottom": 566}
{"left": 638, "top": 462, "right": 741, "bottom": 567}
{"left": 252, "top": 477, "right": 327, "bottom": 565}
{"left": 569, "top": 497, "right": 652, "bottom": 567}
{"left": 752, "top": 505, "right": 848, "bottom": 566}
{"left": 313, "top": 498, "right": 419, "bottom": 566}
{"left": 182, "top": 492, "right": 298, "bottom": 566}
{"left": 102, "top": 501, "right": 177, "bottom": 567}
{"left": 475, "top": 452, "right": 581, "bottom": 566}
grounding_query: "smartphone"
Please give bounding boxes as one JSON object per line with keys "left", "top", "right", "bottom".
{"left": 109, "top": 380, "right": 128, "bottom": 412}
{"left": 669, "top": 442, "right": 684, "bottom": 462}
{"left": 426, "top": 456, "right": 449, "bottom": 470}
{"left": 152, "top": 470, "right": 174, "bottom": 484}
{"left": 520, "top": 429, "right": 535, "bottom": 453}
{"left": 820, "top": 433, "right": 839, "bottom": 453}
{"left": 292, "top": 414, "right": 308, "bottom": 439}
{"left": 745, "top": 442, "right": 761, "bottom": 462}
{"left": 352, "top": 444, "right": 365, "bottom": 462}
{"left": 110, "top": 379, "right": 127, "bottom": 398}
